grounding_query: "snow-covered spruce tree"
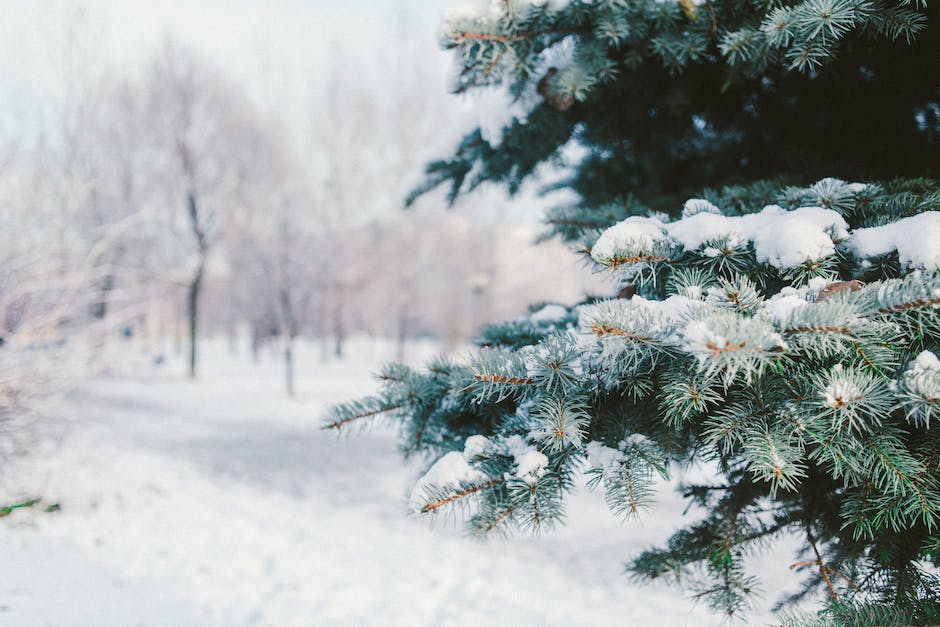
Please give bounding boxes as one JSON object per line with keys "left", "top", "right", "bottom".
{"left": 407, "top": 0, "right": 937, "bottom": 211}
{"left": 324, "top": 1, "right": 939, "bottom": 623}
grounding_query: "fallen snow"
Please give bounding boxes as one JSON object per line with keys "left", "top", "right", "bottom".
{"left": 589, "top": 216, "right": 669, "bottom": 263}
{"left": 529, "top": 303, "right": 569, "bottom": 323}
{"left": 515, "top": 450, "right": 549, "bottom": 482}
{"left": 759, "top": 285, "right": 819, "bottom": 324}
{"left": 1, "top": 339, "right": 809, "bottom": 626}
{"left": 410, "top": 452, "right": 487, "bottom": 507}
{"left": 585, "top": 441, "right": 624, "bottom": 469}
{"left": 593, "top": 200, "right": 940, "bottom": 272}
{"left": 443, "top": 0, "right": 573, "bottom": 36}
{"left": 680, "top": 198, "right": 721, "bottom": 218}
{"left": 910, "top": 350, "right": 940, "bottom": 374}
{"left": 851, "top": 211, "right": 940, "bottom": 270}
{"left": 900, "top": 351, "right": 940, "bottom": 418}
{"left": 503, "top": 434, "right": 549, "bottom": 483}
{"left": 580, "top": 294, "right": 797, "bottom": 358}
{"left": 748, "top": 206, "right": 845, "bottom": 268}
{"left": 713, "top": 276, "right": 832, "bottom": 325}
{"left": 665, "top": 211, "right": 746, "bottom": 251}
{"left": 624, "top": 433, "right": 651, "bottom": 448}
{"left": 590, "top": 204, "right": 850, "bottom": 269}
{"left": 463, "top": 434, "right": 493, "bottom": 459}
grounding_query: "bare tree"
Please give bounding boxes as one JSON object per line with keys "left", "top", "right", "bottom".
{"left": 222, "top": 119, "right": 321, "bottom": 396}
{"left": 145, "top": 41, "right": 250, "bottom": 378}
{"left": 306, "top": 56, "right": 386, "bottom": 360}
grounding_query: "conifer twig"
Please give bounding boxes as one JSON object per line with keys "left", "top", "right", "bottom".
{"left": 472, "top": 373, "right": 535, "bottom": 385}
{"left": 325, "top": 403, "right": 403, "bottom": 430}
{"left": 421, "top": 477, "right": 506, "bottom": 513}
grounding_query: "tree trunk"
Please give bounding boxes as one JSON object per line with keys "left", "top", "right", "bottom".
{"left": 333, "top": 283, "right": 345, "bottom": 359}
{"left": 251, "top": 329, "right": 261, "bottom": 364}
{"left": 91, "top": 273, "right": 114, "bottom": 320}
{"left": 184, "top": 188, "right": 208, "bottom": 380}
{"left": 187, "top": 259, "right": 204, "bottom": 379}
{"left": 395, "top": 225, "right": 415, "bottom": 363}
{"left": 284, "top": 336, "right": 295, "bottom": 397}
{"left": 395, "top": 306, "right": 409, "bottom": 363}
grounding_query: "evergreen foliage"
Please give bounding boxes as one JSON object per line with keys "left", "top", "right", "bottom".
{"left": 325, "top": 0, "right": 939, "bottom": 622}
{"left": 328, "top": 177, "right": 940, "bottom": 621}
{"left": 407, "top": 0, "right": 937, "bottom": 210}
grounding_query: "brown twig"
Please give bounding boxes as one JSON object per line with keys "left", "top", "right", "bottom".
{"left": 791, "top": 532, "right": 859, "bottom": 599}
{"left": 482, "top": 47, "right": 508, "bottom": 77}
{"left": 878, "top": 296, "right": 940, "bottom": 314}
{"left": 591, "top": 324, "right": 658, "bottom": 343}
{"left": 422, "top": 478, "right": 506, "bottom": 513}
{"left": 706, "top": 0, "right": 718, "bottom": 33}
{"left": 452, "top": 28, "right": 556, "bottom": 44}
{"left": 484, "top": 505, "right": 516, "bottom": 532}
{"left": 472, "top": 373, "right": 536, "bottom": 385}
{"left": 706, "top": 341, "right": 747, "bottom": 358}
{"left": 785, "top": 326, "right": 853, "bottom": 335}
{"left": 604, "top": 254, "right": 672, "bottom": 269}
{"left": 326, "top": 403, "right": 403, "bottom": 429}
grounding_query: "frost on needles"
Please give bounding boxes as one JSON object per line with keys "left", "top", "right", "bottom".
{"left": 325, "top": 178, "right": 940, "bottom": 621}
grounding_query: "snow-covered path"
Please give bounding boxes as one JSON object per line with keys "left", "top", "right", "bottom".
{"left": 1, "top": 342, "right": 798, "bottom": 626}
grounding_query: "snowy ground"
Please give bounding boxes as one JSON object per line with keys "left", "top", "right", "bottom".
{"left": 1, "top": 338, "right": 808, "bottom": 626}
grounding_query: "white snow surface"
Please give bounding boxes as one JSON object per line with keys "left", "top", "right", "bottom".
{"left": 504, "top": 434, "right": 549, "bottom": 482}
{"left": 851, "top": 211, "right": 940, "bottom": 270}
{"left": 529, "top": 303, "right": 569, "bottom": 323}
{"left": 463, "top": 434, "right": 493, "bottom": 459}
{"left": 1, "top": 339, "right": 809, "bottom": 626}
{"left": 581, "top": 293, "right": 797, "bottom": 356}
{"left": 665, "top": 211, "right": 747, "bottom": 250}
{"left": 443, "top": 0, "right": 572, "bottom": 27}
{"left": 680, "top": 198, "right": 721, "bottom": 218}
{"left": 758, "top": 277, "right": 831, "bottom": 324}
{"left": 594, "top": 203, "right": 940, "bottom": 271}
{"left": 910, "top": 350, "right": 940, "bottom": 374}
{"left": 590, "top": 215, "right": 669, "bottom": 259}
{"left": 749, "top": 206, "right": 845, "bottom": 268}
{"left": 590, "top": 205, "right": 850, "bottom": 269}
{"left": 410, "top": 452, "right": 487, "bottom": 508}
{"left": 760, "top": 288, "right": 810, "bottom": 324}
{"left": 585, "top": 441, "right": 624, "bottom": 469}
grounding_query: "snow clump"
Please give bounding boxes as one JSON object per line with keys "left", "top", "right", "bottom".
{"left": 851, "top": 212, "right": 940, "bottom": 271}
{"left": 530, "top": 304, "right": 569, "bottom": 323}
{"left": 504, "top": 435, "right": 548, "bottom": 484}
{"left": 591, "top": 205, "right": 848, "bottom": 270}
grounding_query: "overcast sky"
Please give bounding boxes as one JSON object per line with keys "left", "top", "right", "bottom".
{"left": 0, "top": 0, "right": 559, "bottom": 224}
{"left": 0, "top": 0, "right": 459, "bottom": 119}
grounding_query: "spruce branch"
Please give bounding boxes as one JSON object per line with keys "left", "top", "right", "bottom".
{"left": 332, "top": 176, "right": 940, "bottom": 621}
{"left": 790, "top": 531, "right": 860, "bottom": 600}
{"left": 323, "top": 398, "right": 405, "bottom": 430}
{"left": 419, "top": 477, "right": 507, "bottom": 514}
